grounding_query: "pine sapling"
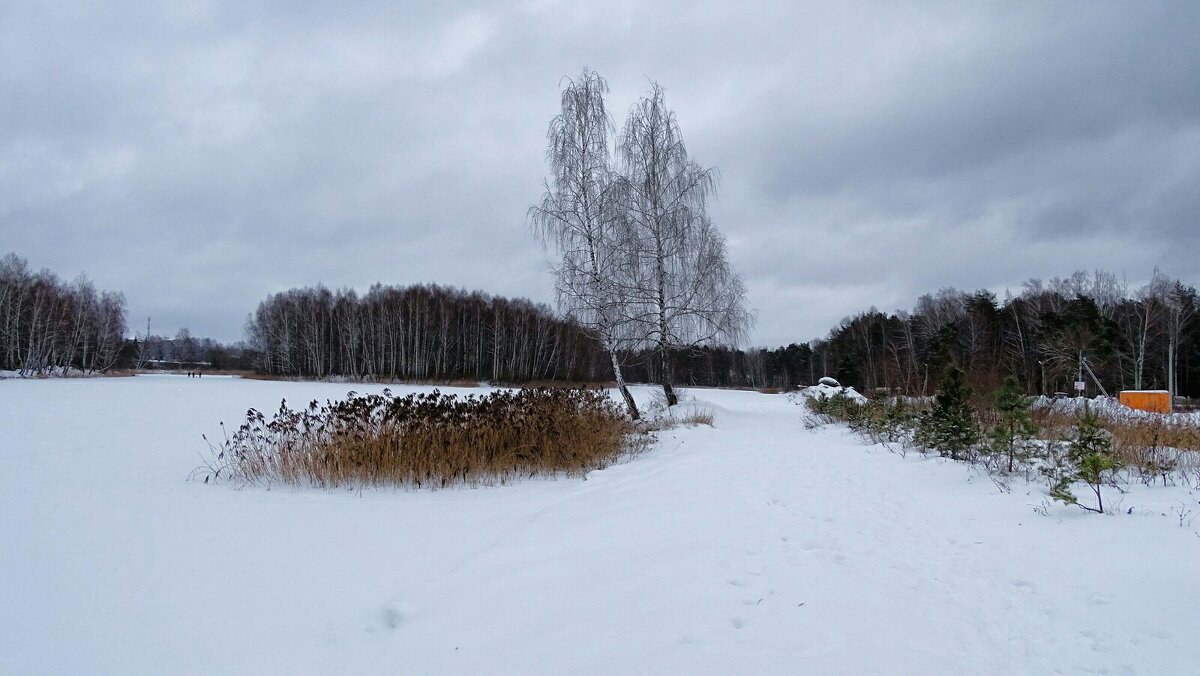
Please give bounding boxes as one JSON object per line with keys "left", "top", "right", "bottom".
{"left": 1050, "top": 404, "right": 1120, "bottom": 513}
{"left": 988, "top": 375, "right": 1038, "bottom": 473}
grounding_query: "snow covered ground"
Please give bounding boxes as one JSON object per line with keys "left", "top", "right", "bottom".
{"left": 2, "top": 375, "right": 1198, "bottom": 675}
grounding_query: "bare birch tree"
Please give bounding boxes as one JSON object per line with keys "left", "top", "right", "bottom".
{"left": 529, "top": 68, "right": 641, "bottom": 419}
{"left": 0, "top": 254, "right": 127, "bottom": 374}
{"left": 1118, "top": 275, "right": 1166, "bottom": 390}
{"left": 1148, "top": 272, "right": 1198, "bottom": 403}
{"left": 616, "top": 82, "right": 752, "bottom": 406}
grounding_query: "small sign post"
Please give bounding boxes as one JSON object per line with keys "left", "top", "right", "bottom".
{"left": 1074, "top": 380, "right": 1086, "bottom": 394}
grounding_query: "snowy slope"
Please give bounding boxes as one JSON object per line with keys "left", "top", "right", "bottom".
{"left": 2, "top": 375, "right": 1198, "bottom": 675}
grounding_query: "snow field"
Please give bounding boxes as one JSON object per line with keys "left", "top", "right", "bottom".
{"left": 2, "top": 375, "right": 1198, "bottom": 675}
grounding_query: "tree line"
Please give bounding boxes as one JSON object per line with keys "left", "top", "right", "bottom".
{"left": 608, "top": 269, "right": 1199, "bottom": 401}
{"left": 176, "top": 264, "right": 1200, "bottom": 402}
{"left": 808, "top": 270, "right": 1199, "bottom": 400}
{"left": 5, "top": 261, "right": 1195, "bottom": 405}
{"left": 0, "top": 253, "right": 127, "bottom": 375}
{"left": 239, "top": 281, "right": 816, "bottom": 391}
{"left": 245, "top": 283, "right": 608, "bottom": 382}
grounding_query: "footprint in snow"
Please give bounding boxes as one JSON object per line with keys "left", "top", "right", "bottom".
{"left": 382, "top": 605, "right": 404, "bottom": 630}
{"left": 364, "top": 602, "right": 409, "bottom": 635}
{"left": 1011, "top": 580, "right": 1035, "bottom": 594}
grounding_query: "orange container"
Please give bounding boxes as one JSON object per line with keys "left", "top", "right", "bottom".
{"left": 1118, "top": 390, "right": 1171, "bottom": 413}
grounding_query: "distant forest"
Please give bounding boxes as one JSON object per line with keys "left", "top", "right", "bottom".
{"left": 3, "top": 253, "right": 1198, "bottom": 398}
{"left": 245, "top": 284, "right": 605, "bottom": 383}
{"left": 805, "top": 271, "right": 1199, "bottom": 400}
{"left": 219, "top": 269, "right": 1200, "bottom": 400}
{"left": 0, "top": 253, "right": 127, "bottom": 374}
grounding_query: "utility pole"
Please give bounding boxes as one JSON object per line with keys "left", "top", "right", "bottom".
{"left": 1168, "top": 340, "right": 1175, "bottom": 411}
{"left": 1080, "top": 354, "right": 1109, "bottom": 398}
{"left": 1078, "top": 350, "right": 1084, "bottom": 398}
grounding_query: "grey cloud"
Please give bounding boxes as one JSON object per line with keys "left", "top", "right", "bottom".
{"left": 1, "top": 1, "right": 1197, "bottom": 346}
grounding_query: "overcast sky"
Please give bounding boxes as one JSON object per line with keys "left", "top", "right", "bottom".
{"left": 2, "top": 1, "right": 1198, "bottom": 346}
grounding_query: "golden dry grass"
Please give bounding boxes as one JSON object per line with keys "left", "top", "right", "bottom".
{"left": 680, "top": 409, "right": 716, "bottom": 426}
{"left": 1032, "top": 406, "right": 1200, "bottom": 482}
{"left": 203, "top": 387, "right": 643, "bottom": 488}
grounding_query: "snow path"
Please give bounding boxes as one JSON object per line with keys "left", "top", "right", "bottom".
{"left": 2, "top": 376, "right": 1198, "bottom": 675}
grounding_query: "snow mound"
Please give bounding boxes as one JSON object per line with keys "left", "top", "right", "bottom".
{"left": 790, "top": 382, "right": 868, "bottom": 405}
{"left": 1034, "top": 395, "right": 1200, "bottom": 424}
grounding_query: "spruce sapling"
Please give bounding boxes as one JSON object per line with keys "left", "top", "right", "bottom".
{"left": 916, "top": 363, "right": 980, "bottom": 460}
{"left": 988, "top": 375, "right": 1038, "bottom": 473}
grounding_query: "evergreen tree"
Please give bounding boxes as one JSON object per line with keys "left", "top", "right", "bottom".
{"left": 988, "top": 375, "right": 1038, "bottom": 472}
{"left": 1050, "top": 404, "right": 1119, "bottom": 513}
{"left": 916, "top": 363, "right": 980, "bottom": 460}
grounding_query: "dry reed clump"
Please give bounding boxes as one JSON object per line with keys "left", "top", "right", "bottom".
{"left": 1032, "top": 406, "right": 1200, "bottom": 483}
{"left": 681, "top": 408, "right": 716, "bottom": 426}
{"left": 643, "top": 405, "right": 716, "bottom": 430}
{"left": 520, "top": 379, "right": 617, "bottom": 390}
{"left": 201, "top": 388, "right": 643, "bottom": 489}
{"left": 237, "top": 372, "right": 482, "bottom": 385}
{"left": 238, "top": 372, "right": 295, "bottom": 382}
{"left": 436, "top": 378, "right": 483, "bottom": 388}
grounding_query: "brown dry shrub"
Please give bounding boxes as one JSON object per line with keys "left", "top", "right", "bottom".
{"left": 202, "top": 388, "right": 644, "bottom": 488}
